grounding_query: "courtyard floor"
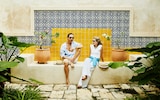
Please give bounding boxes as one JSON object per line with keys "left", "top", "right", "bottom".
{"left": 5, "top": 82, "right": 160, "bottom": 100}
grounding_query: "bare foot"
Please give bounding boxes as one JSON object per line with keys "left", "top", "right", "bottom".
{"left": 66, "top": 80, "right": 70, "bottom": 86}
{"left": 82, "top": 75, "right": 87, "bottom": 80}
{"left": 70, "top": 63, "right": 74, "bottom": 68}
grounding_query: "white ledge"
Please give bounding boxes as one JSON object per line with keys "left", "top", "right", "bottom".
{"left": 11, "top": 54, "right": 135, "bottom": 84}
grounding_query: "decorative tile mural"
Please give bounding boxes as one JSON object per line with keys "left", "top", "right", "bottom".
{"left": 34, "top": 10, "right": 130, "bottom": 48}
{"left": 19, "top": 10, "right": 160, "bottom": 61}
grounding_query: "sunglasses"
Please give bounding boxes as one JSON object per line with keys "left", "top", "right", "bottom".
{"left": 69, "top": 37, "right": 74, "bottom": 39}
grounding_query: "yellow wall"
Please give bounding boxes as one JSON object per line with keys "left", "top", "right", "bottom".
{"left": 23, "top": 28, "right": 112, "bottom": 61}
{"left": 52, "top": 28, "right": 111, "bottom": 61}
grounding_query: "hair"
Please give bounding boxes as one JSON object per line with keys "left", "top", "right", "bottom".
{"left": 67, "top": 33, "right": 74, "bottom": 37}
{"left": 93, "top": 36, "right": 102, "bottom": 46}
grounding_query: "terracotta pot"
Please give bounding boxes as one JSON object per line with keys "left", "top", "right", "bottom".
{"left": 35, "top": 48, "right": 50, "bottom": 64}
{"left": 111, "top": 49, "right": 128, "bottom": 61}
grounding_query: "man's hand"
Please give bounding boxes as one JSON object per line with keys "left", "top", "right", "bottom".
{"left": 70, "top": 58, "right": 75, "bottom": 63}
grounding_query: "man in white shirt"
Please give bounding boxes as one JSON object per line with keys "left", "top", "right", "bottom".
{"left": 60, "top": 33, "right": 82, "bottom": 85}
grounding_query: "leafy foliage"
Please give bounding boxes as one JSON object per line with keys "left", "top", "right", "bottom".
{"left": 34, "top": 31, "right": 59, "bottom": 49}
{"left": 0, "top": 32, "right": 34, "bottom": 83}
{"left": 0, "top": 32, "right": 35, "bottom": 96}
{"left": 2, "top": 86, "right": 43, "bottom": 100}
{"left": 0, "top": 32, "right": 44, "bottom": 99}
{"left": 126, "top": 42, "right": 160, "bottom": 88}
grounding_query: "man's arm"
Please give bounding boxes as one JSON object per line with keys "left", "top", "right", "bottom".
{"left": 71, "top": 43, "right": 83, "bottom": 62}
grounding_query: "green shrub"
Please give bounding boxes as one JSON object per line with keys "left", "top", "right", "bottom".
{"left": 2, "top": 86, "right": 44, "bottom": 100}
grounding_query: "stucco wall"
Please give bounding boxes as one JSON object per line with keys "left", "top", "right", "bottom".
{"left": 0, "top": 0, "right": 160, "bottom": 36}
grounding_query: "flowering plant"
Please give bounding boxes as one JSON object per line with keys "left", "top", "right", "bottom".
{"left": 34, "top": 30, "right": 59, "bottom": 49}
{"left": 102, "top": 32, "right": 125, "bottom": 49}
{"left": 102, "top": 33, "right": 111, "bottom": 41}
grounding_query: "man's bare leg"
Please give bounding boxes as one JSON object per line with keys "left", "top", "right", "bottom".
{"left": 64, "top": 62, "right": 70, "bottom": 85}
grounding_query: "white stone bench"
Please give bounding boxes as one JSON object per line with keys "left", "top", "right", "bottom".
{"left": 11, "top": 54, "right": 135, "bottom": 84}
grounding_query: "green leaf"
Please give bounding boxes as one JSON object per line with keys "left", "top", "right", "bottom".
{"left": 11, "top": 42, "right": 34, "bottom": 47}
{"left": 147, "top": 49, "right": 160, "bottom": 58}
{"left": 15, "top": 56, "right": 25, "bottom": 62}
{"left": 130, "top": 69, "right": 158, "bottom": 85}
{"left": 146, "top": 42, "right": 160, "bottom": 48}
{"left": 0, "top": 75, "right": 7, "bottom": 82}
{"left": 51, "top": 40, "right": 56, "bottom": 43}
{"left": 0, "top": 61, "right": 18, "bottom": 71}
{"left": 0, "top": 50, "right": 7, "bottom": 54}
{"left": 0, "top": 32, "right": 3, "bottom": 37}
{"left": 108, "top": 62, "right": 127, "bottom": 69}
{"left": 52, "top": 32, "right": 60, "bottom": 38}
{"left": 2, "top": 34, "right": 10, "bottom": 46}
{"left": 8, "top": 36, "right": 18, "bottom": 43}
{"left": 134, "top": 67, "right": 146, "bottom": 73}
{"left": 29, "top": 78, "right": 44, "bottom": 85}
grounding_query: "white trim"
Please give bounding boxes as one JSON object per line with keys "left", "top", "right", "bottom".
{"left": 130, "top": 32, "right": 160, "bottom": 37}
{"left": 31, "top": 6, "right": 133, "bottom": 10}
{"left": 31, "top": 8, "right": 35, "bottom": 36}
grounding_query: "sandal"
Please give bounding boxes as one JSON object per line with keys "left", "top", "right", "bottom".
{"left": 77, "top": 86, "right": 82, "bottom": 89}
{"left": 82, "top": 75, "right": 87, "bottom": 80}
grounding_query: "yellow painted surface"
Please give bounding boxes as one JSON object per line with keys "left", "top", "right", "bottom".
{"left": 51, "top": 28, "right": 112, "bottom": 61}
{"left": 23, "top": 28, "right": 112, "bottom": 61}
{"left": 23, "top": 28, "right": 142, "bottom": 61}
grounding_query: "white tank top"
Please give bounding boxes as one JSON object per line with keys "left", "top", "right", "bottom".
{"left": 90, "top": 44, "right": 102, "bottom": 58}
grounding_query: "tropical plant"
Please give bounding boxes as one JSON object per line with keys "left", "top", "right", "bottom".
{"left": 126, "top": 42, "right": 160, "bottom": 88}
{"left": 34, "top": 30, "right": 59, "bottom": 49}
{"left": 108, "top": 42, "right": 160, "bottom": 88}
{"left": 102, "top": 32, "right": 125, "bottom": 49}
{"left": 0, "top": 32, "right": 35, "bottom": 95}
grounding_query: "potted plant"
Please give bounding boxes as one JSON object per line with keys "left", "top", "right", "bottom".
{"left": 34, "top": 30, "right": 59, "bottom": 64}
{"left": 102, "top": 32, "right": 128, "bottom": 61}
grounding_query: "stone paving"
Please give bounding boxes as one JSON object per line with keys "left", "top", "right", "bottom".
{"left": 5, "top": 83, "right": 160, "bottom": 100}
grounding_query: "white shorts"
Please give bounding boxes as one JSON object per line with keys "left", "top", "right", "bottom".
{"left": 63, "top": 58, "right": 78, "bottom": 64}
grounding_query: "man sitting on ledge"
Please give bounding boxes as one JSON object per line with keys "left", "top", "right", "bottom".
{"left": 60, "top": 33, "right": 82, "bottom": 85}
